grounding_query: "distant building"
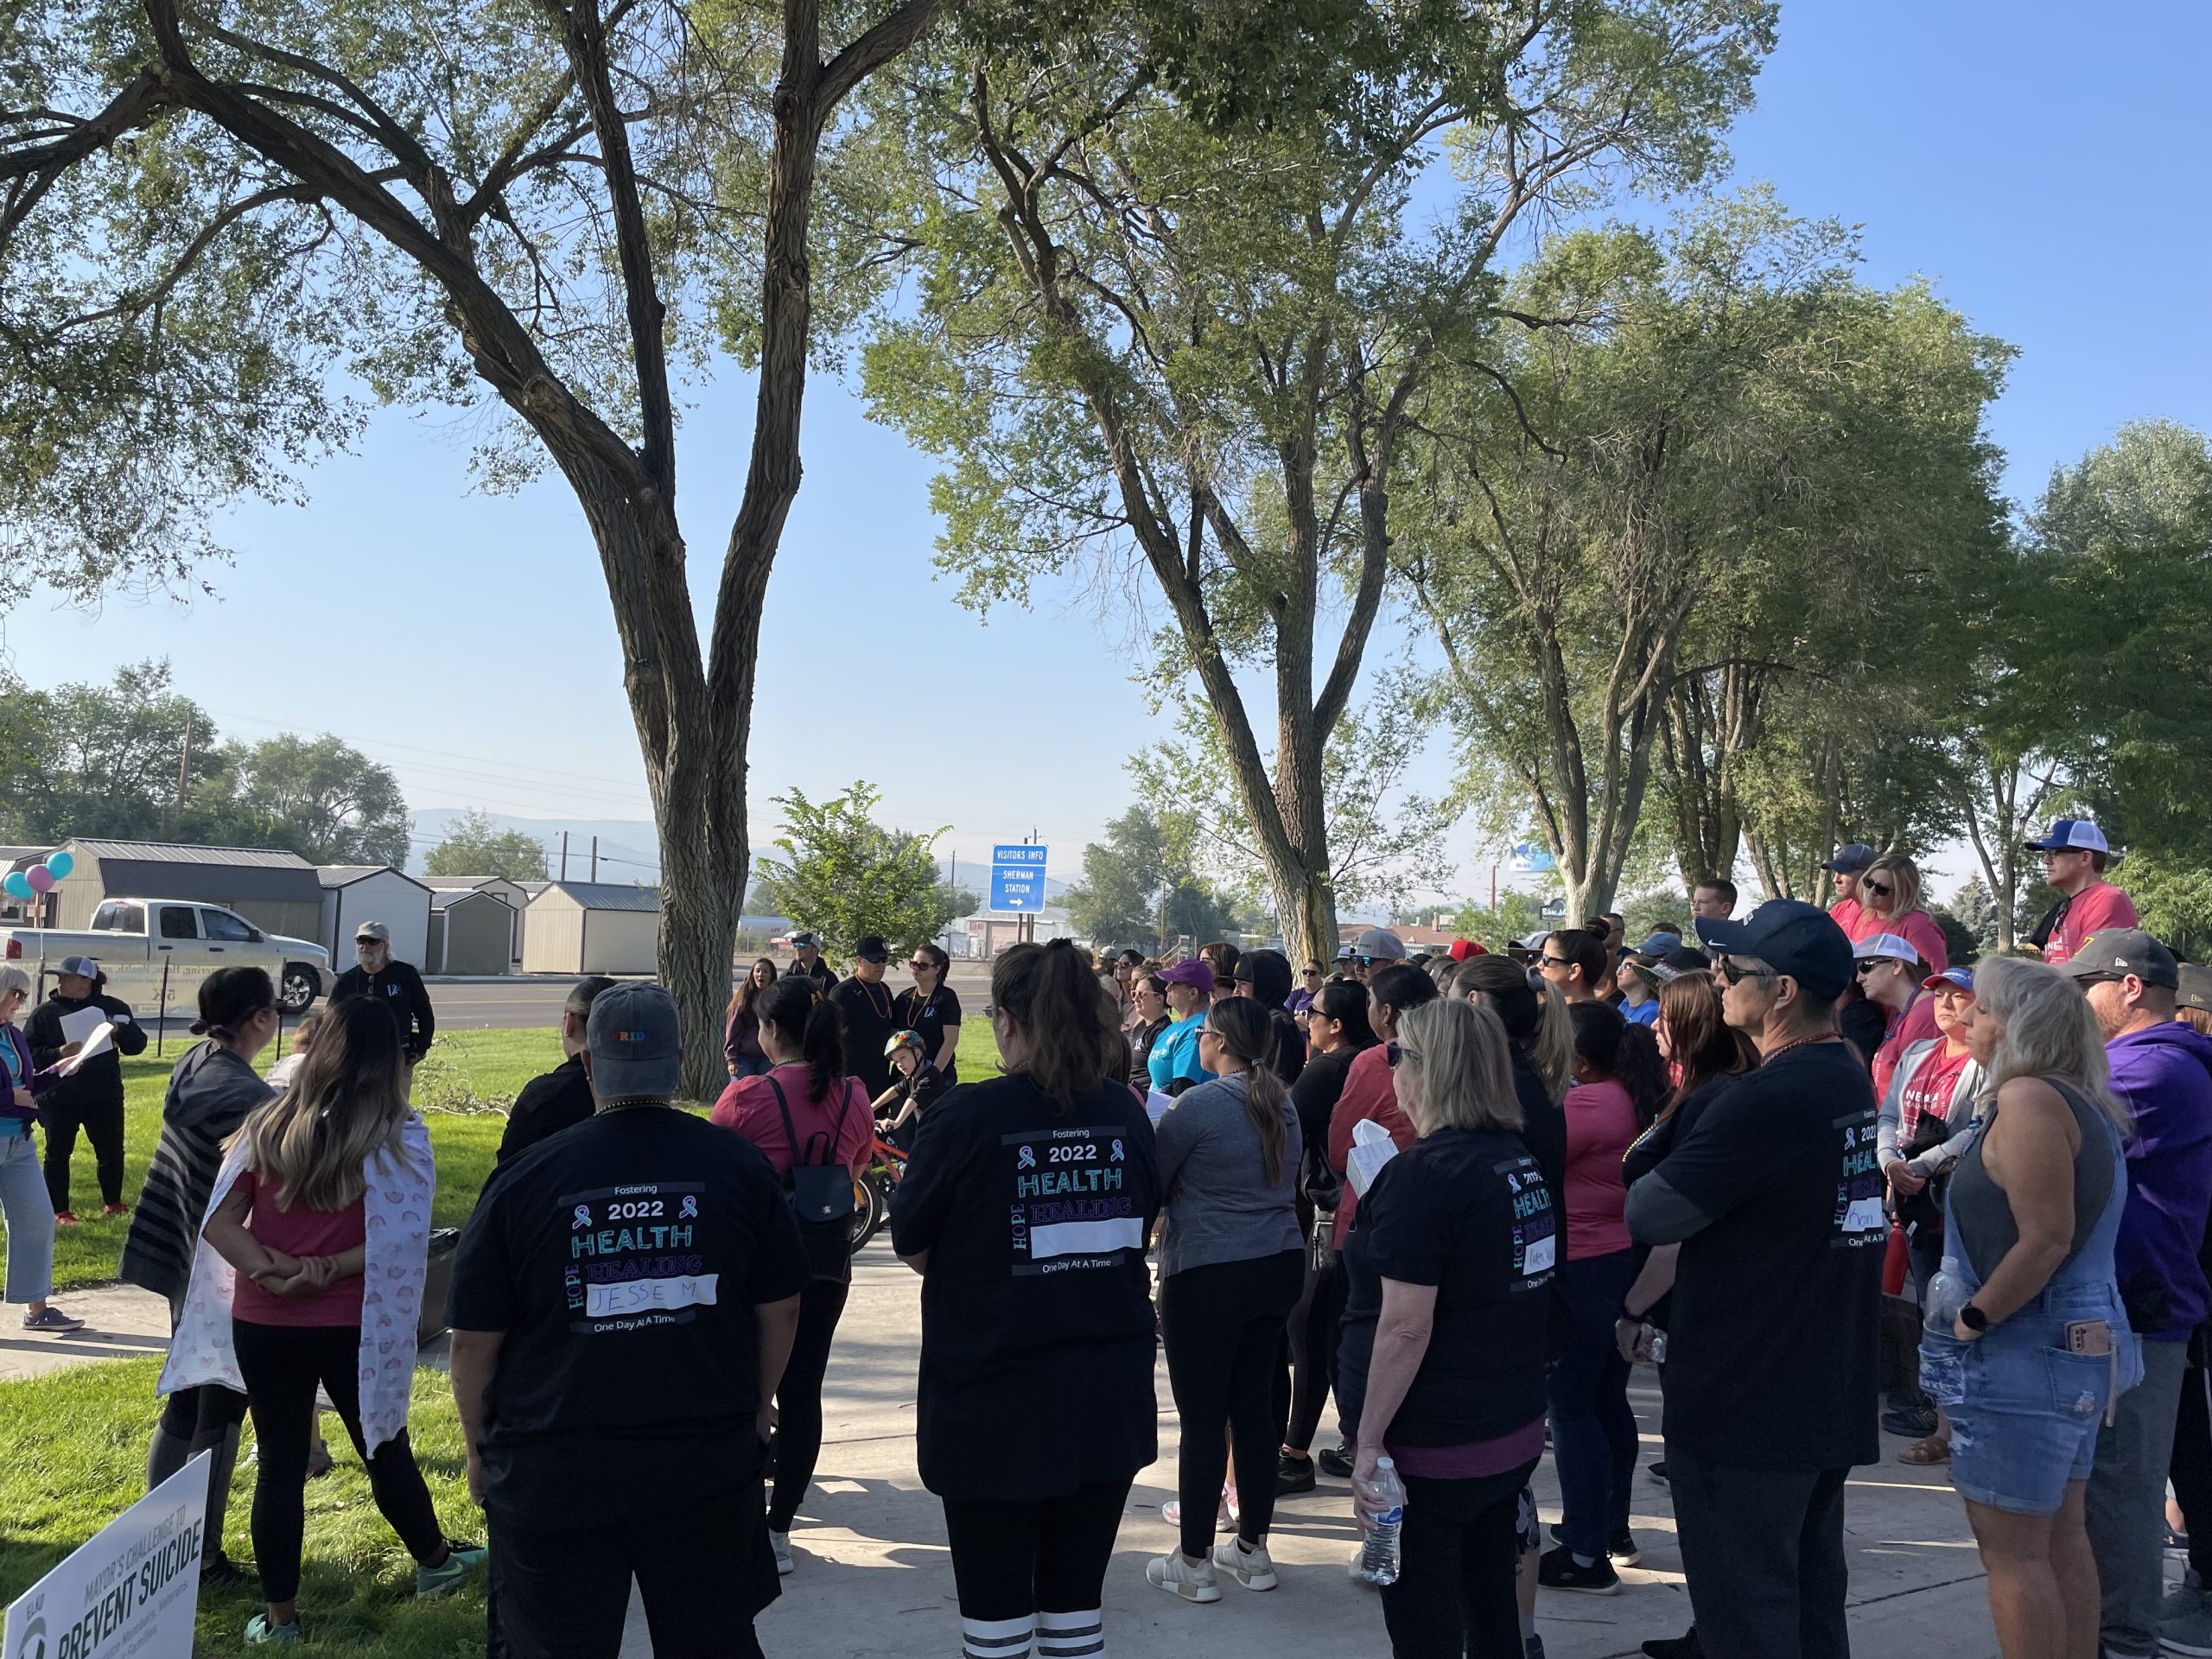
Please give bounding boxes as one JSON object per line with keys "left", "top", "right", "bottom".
{"left": 421, "top": 875, "right": 533, "bottom": 970}
{"left": 316, "top": 866, "right": 434, "bottom": 969}
{"left": 962, "top": 904, "right": 1077, "bottom": 957}
{"left": 52, "top": 838, "right": 325, "bottom": 939}
{"left": 521, "top": 881, "right": 661, "bottom": 976}
{"left": 425, "top": 887, "right": 518, "bottom": 976}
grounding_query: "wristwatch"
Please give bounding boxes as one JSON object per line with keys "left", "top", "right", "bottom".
{"left": 1959, "top": 1303, "right": 1990, "bottom": 1334}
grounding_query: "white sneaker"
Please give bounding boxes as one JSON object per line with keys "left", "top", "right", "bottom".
{"left": 1160, "top": 1489, "right": 1236, "bottom": 1532}
{"left": 1211, "top": 1539, "right": 1278, "bottom": 1592}
{"left": 768, "top": 1530, "right": 793, "bottom": 1575}
{"left": 1146, "top": 1549, "right": 1221, "bottom": 1603}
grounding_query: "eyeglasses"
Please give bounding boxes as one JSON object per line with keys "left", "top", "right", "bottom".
{"left": 1861, "top": 881, "right": 1893, "bottom": 899}
{"left": 1541, "top": 955, "right": 1572, "bottom": 970}
{"left": 907, "top": 959, "right": 932, "bottom": 970}
{"left": 1717, "top": 958, "right": 1777, "bottom": 985}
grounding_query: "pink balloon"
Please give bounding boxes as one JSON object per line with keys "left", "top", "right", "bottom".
{"left": 26, "top": 866, "right": 53, "bottom": 893}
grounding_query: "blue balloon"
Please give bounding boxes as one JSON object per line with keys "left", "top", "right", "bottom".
{"left": 43, "top": 850, "right": 73, "bottom": 880}
{"left": 2, "top": 872, "right": 32, "bottom": 901}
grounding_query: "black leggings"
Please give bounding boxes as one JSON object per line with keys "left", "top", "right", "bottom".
{"left": 232, "top": 1319, "right": 446, "bottom": 1603}
{"left": 1160, "top": 1249, "right": 1304, "bottom": 1558}
{"left": 2173, "top": 1349, "right": 2212, "bottom": 1583}
{"left": 1285, "top": 1255, "right": 1349, "bottom": 1453}
{"left": 941, "top": 1478, "right": 1131, "bottom": 1624}
{"left": 159, "top": 1381, "right": 249, "bottom": 1441}
{"left": 767, "top": 1276, "right": 849, "bottom": 1531}
{"left": 1380, "top": 1461, "right": 1540, "bottom": 1659}
{"left": 44, "top": 1096, "right": 126, "bottom": 1210}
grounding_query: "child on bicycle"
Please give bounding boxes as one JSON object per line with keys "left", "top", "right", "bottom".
{"left": 874, "top": 1029, "right": 944, "bottom": 1152}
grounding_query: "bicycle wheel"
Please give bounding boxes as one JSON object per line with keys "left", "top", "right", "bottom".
{"left": 849, "top": 1171, "right": 887, "bottom": 1251}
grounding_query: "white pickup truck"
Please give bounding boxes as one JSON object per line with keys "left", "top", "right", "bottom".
{"left": 0, "top": 898, "right": 333, "bottom": 1015}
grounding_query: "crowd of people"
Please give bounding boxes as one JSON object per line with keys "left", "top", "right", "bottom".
{"left": 5, "top": 815, "right": 2212, "bottom": 1659}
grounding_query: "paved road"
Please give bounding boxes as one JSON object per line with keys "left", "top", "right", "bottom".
{"left": 424, "top": 965, "right": 998, "bottom": 1032}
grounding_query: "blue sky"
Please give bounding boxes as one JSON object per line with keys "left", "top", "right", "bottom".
{"left": 4, "top": 0, "right": 2206, "bottom": 899}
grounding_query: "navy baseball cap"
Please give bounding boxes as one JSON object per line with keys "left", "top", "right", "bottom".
{"left": 585, "top": 982, "right": 683, "bottom": 1102}
{"left": 1820, "top": 843, "right": 1878, "bottom": 874}
{"left": 1695, "top": 899, "right": 1854, "bottom": 1000}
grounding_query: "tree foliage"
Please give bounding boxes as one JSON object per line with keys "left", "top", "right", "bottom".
{"left": 1060, "top": 804, "right": 1237, "bottom": 951}
{"left": 424, "top": 809, "right": 550, "bottom": 881}
{"left": 751, "top": 781, "right": 955, "bottom": 960}
{"left": 863, "top": 0, "right": 1773, "bottom": 964}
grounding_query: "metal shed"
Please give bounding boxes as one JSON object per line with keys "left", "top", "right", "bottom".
{"left": 420, "top": 875, "right": 533, "bottom": 970}
{"left": 55, "top": 838, "right": 325, "bottom": 938}
{"left": 425, "top": 888, "right": 518, "bottom": 976}
{"left": 520, "top": 881, "right": 661, "bottom": 976}
{"left": 317, "top": 866, "right": 433, "bottom": 969}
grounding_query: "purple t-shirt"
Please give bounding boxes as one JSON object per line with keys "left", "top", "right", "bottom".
{"left": 2107, "top": 1021, "right": 2212, "bottom": 1341}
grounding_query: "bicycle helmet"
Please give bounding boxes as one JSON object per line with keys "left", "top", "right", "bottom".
{"left": 885, "top": 1028, "right": 925, "bottom": 1058}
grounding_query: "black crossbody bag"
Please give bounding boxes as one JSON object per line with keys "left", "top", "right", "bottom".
{"left": 768, "top": 1076, "right": 857, "bottom": 1285}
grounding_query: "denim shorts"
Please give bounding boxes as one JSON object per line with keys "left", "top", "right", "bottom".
{"left": 1921, "top": 1291, "right": 2140, "bottom": 1516}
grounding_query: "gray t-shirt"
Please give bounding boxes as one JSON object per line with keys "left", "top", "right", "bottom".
{"left": 1155, "top": 1071, "right": 1303, "bottom": 1276}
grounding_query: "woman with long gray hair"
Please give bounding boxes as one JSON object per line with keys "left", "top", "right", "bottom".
{"left": 1919, "top": 956, "right": 2139, "bottom": 1659}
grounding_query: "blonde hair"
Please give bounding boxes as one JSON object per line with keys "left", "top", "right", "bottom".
{"left": 1974, "top": 956, "right": 2131, "bottom": 1135}
{"left": 2181, "top": 1007, "right": 2212, "bottom": 1038}
{"left": 1395, "top": 999, "right": 1522, "bottom": 1135}
{"left": 231, "top": 998, "right": 416, "bottom": 1212}
{"left": 1864, "top": 854, "right": 1923, "bottom": 920}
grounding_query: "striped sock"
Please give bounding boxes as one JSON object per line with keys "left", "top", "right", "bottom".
{"left": 962, "top": 1614, "right": 1033, "bottom": 1659}
{"left": 1035, "top": 1608, "right": 1103, "bottom": 1659}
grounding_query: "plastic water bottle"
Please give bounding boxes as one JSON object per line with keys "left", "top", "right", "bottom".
{"left": 1355, "top": 1457, "right": 1405, "bottom": 1586}
{"left": 1924, "top": 1255, "right": 1967, "bottom": 1334}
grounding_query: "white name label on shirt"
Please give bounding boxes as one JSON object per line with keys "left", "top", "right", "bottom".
{"left": 585, "top": 1274, "right": 719, "bottom": 1319}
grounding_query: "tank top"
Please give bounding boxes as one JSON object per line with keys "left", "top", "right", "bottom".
{"left": 1948, "top": 1080, "right": 2116, "bottom": 1284}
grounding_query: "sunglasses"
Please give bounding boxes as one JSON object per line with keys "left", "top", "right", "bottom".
{"left": 1718, "top": 958, "right": 1777, "bottom": 985}
{"left": 907, "top": 959, "right": 934, "bottom": 970}
{"left": 1302, "top": 968, "right": 1324, "bottom": 977}
{"left": 1541, "top": 955, "right": 1573, "bottom": 969}
{"left": 1854, "top": 958, "right": 1890, "bottom": 976}
{"left": 1861, "top": 881, "right": 1893, "bottom": 899}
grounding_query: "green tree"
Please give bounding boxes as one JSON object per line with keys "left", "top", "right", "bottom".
{"left": 220, "top": 734, "right": 410, "bottom": 866}
{"left": 1948, "top": 875, "right": 2001, "bottom": 956}
{"left": 863, "top": 0, "right": 1772, "bottom": 967}
{"left": 424, "top": 810, "right": 550, "bottom": 882}
{"left": 3, "top": 0, "right": 943, "bottom": 1100}
{"left": 0, "top": 660, "right": 216, "bottom": 843}
{"left": 1061, "top": 804, "right": 1238, "bottom": 952}
{"left": 1452, "top": 892, "right": 1547, "bottom": 954}
{"left": 2115, "top": 852, "right": 2212, "bottom": 962}
{"left": 752, "top": 782, "right": 953, "bottom": 961}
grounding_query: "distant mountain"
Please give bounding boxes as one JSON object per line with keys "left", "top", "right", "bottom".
{"left": 409, "top": 811, "right": 1069, "bottom": 900}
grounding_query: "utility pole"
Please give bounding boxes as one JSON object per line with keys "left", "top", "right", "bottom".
{"left": 560, "top": 831, "right": 569, "bottom": 881}
{"left": 590, "top": 836, "right": 599, "bottom": 881}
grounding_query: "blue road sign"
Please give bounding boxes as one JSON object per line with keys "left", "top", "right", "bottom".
{"left": 989, "top": 843, "right": 1049, "bottom": 912}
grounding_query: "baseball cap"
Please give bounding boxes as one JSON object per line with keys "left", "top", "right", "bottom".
{"left": 1820, "top": 843, "right": 1878, "bottom": 874}
{"left": 1630, "top": 933, "right": 1677, "bottom": 960}
{"left": 1160, "top": 957, "right": 1215, "bottom": 994}
{"left": 1695, "top": 899, "right": 1854, "bottom": 1000}
{"left": 1923, "top": 967, "right": 1974, "bottom": 993}
{"left": 2060, "top": 928, "right": 2178, "bottom": 990}
{"left": 1855, "top": 932, "right": 1922, "bottom": 965}
{"left": 1661, "top": 945, "right": 1713, "bottom": 971}
{"left": 355, "top": 921, "right": 391, "bottom": 943}
{"left": 855, "top": 935, "right": 889, "bottom": 963}
{"left": 1334, "top": 943, "right": 1356, "bottom": 962}
{"left": 584, "top": 982, "right": 683, "bottom": 1102}
{"left": 57, "top": 955, "right": 99, "bottom": 980}
{"left": 1353, "top": 927, "right": 1408, "bottom": 962}
{"left": 790, "top": 931, "right": 820, "bottom": 949}
{"left": 1447, "top": 939, "right": 1484, "bottom": 961}
{"left": 1630, "top": 960, "right": 1686, "bottom": 993}
{"left": 2027, "top": 817, "right": 2110, "bottom": 854}
{"left": 2177, "top": 963, "right": 2212, "bottom": 1015}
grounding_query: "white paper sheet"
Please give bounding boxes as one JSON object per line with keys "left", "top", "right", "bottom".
{"left": 1145, "top": 1089, "right": 1175, "bottom": 1126}
{"left": 56, "top": 1021, "right": 115, "bottom": 1076}
{"left": 59, "top": 1006, "right": 106, "bottom": 1047}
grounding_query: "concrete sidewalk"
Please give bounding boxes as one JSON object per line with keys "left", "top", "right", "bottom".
{"left": 626, "top": 1250, "right": 2009, "bottom": 1659}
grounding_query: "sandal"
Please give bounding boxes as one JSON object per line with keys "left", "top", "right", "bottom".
{"left": 1896, "top": 1435, "right": 1950, "bottom": 1465}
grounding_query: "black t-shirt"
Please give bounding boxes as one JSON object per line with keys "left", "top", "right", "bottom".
{"left": 889, "top": 1073, "right": 1162, "bottom": 1501}
{"left": 1618, "top": 1074, "right": 1737, "bottom": 1328}
{"left": 1649, "top": 1042, "right": 1883, "bottom": 1469}
{"left": 1268, "top": 1007, "right": 1306, "bottom": 1088}
{"left": 1838, "top": 993, "right": 1885, "bottom": 1072}
{"left": 831, "top": 976, "right": 899, "bottom": 1099}
{"left": 446, "top": 1106, "right": 810, "bottom": 1522}
{"left": 497, "top": 1055, "right": 595, "bottom": 1166}
{"left": 895, "top": 983, "right": 965, "bottom": 1088}
{"left": 1511, "top": 1055, "right": 1571, "bottom": 1351}
{"left": 785, "top": 957, "right": 837, "bottom": 993}
{"left": 1337, "top": 1128, "right": 1555, "bottom": 1446}
{"left": 1291, "top": 1044, "right": 1368, "bottom": 1201}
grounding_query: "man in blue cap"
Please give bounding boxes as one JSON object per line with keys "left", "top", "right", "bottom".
{"left": 1627, "top": 899, "right": 1883, "bottom": 1659}
{"left": 1820, "top": 843, "right": 1878, "bottom": 938}
{"left": 2027, "top": 817, "right": 2139, "bottom": 966}
{"left": 448, "top": 982, "right": 808, "bottom": 1659}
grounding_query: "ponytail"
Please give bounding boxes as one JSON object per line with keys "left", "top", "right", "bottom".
{"left": 993, "top": 938, "right": 1119, "bottom": 1107}
{"left": 1205, "top": 998, "right": 1288, "bottom": 1186}
{"left": 1530, "top": 975, "right": 1573, "bottom": 1104}
{"left": 756, "top": 976, "right": 846, "bottom": 1105}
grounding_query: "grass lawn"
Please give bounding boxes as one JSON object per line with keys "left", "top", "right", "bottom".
{"left": 0, "top": 1356, "right": 487, "bottom": 1655}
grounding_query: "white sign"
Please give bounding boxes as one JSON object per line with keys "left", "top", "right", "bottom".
{"left": 5, "top": 1452, "right": 207, "bottom": 1659}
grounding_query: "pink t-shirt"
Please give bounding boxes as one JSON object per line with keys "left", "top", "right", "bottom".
{"left": 1848, "top": 906, "right": 1948, "bottom": 976}
{"left": 2043, "top": 881, "right": 2140, "bottom": 966}
{"left": 1872, "top": 994, "right": 1942, "bottom": 1101}
{"left": 1562, "top": 1077, "right": 1640, "bottom": 1260}
{"left": 229, "top": 1168, "right": 367, "bottom": 1328}
{"left": 709, "top": 1066, "right": 874, "bottom": 1177}
{"left": 1828, "top": 897, "right": 1866, "bottom": 938}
